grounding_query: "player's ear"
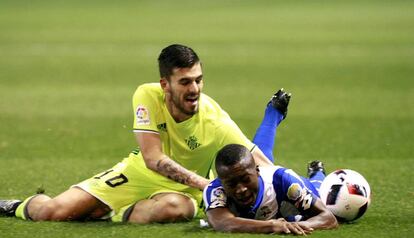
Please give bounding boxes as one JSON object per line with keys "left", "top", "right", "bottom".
{"left": 160, "top": 78, "right": 170, "bottom": 92}
{"left": 256, "top": 165, "right": 260, "bottom": 176}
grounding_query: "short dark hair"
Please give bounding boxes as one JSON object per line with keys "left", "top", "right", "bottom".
{"left": 215, "top": 144, "right": 253, "bottom": 174}
{"left": 158, "top": 44, "right": 200, "bottom": 79}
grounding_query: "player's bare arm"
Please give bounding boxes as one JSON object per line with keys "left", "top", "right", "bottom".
{"left": 299, "top": 198, "right": 338, "bottom": 230}
{"left": 206, "top": 207, "right": 312, "bottom": 235}
{"left": 135, "top": 132, "right": 209, "bottom": 190}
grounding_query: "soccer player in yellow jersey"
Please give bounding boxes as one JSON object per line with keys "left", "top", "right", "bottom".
{"left": 0, "top": 44, "right": 275, "bottom": 223}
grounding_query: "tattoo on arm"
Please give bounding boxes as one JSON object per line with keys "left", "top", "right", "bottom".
{"left": 156, "top": 157, "right": 202, "bottom": 187}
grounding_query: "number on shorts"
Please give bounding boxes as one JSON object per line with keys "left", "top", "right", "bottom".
{"left": 105, "top": 174, "right": 128, "bottom": 188}
{"left": 94, "top": 169, "right": 128, "bottom": 187}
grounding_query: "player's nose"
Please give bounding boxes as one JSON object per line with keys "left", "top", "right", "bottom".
{"left": 188, "top": 80, "right": 200, "bottom": 94}
{"left": 235, "top": 183, "right": 248, "bottom": 195}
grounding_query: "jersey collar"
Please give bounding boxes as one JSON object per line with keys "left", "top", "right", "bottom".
{"left": 249, "top": 175, "right": 264, "bottom": 213}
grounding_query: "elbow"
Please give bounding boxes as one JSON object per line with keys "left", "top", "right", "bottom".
{"left": 331, "top": 217, "right": 339, "bottom": 229}
{"left": 309, "top": 211, "right": 339, "bottom": 230}
{"left": 141, "top": 154, "right": 159, "bottom": 171}
{"left": 325, "top": 212, "right": 339, "bottom": 230}
{"left": 143, "top": 159, "right": 156, "bottom": 171}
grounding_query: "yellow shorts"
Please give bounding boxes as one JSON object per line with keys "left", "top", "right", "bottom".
{"left": 74, "top": 152, "right": 203, "bottom": 221}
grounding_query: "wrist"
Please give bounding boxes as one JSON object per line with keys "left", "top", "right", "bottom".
{"left": 269, "top": 219, "right": 282, "bottom": 233}
{"left": 198, "top": 178, "right": 210, "bottom": 190}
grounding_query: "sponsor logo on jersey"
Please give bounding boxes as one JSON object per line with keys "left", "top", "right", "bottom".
{"left": 301, "top": 193, "right": 312, "bottom": 210}
{"left": 157, "top": 123, "right": 167, "bottom": 132}
{"left": 131, "top": 148, "right": 140, "bottom": 155}
{"left": 136, "top": 105, "right": 150, "bottom": 125}
{"left": 185, "top": 135, "right": 201, "bottom": 150}
{"left": 258, "top": 206, "right": 273, "bottom": 219}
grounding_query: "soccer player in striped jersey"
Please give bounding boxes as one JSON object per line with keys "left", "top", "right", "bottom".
{"left": 203, "top": 143, "right": 338, "bottom": 234}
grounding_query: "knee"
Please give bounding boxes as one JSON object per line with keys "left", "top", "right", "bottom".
{"left": 154, "top": 196, "right": 194, "bottom": 222}
{"left": 33, "top": 201, "right": 69, "bottom": 221}
{"left": 129, "top": 195, "right": 195, "bottom": 224}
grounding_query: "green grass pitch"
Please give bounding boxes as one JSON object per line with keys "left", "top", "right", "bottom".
{"left": 0, "top": 0, "right": 413, "bottom": 237}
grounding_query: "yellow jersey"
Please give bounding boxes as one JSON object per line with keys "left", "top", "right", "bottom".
{"left": 74, "top": 83, "right": 256, "bottom": 217}
{"left": 132, "top": 83, "right": 255, "bottom": 178}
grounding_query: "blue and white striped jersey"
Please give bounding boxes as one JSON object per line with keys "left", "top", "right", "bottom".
{"left": 203, "top": 166, "right": 320, "bottom": 221}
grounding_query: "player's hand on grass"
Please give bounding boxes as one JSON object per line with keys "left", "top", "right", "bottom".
{"left": 285, "top": 221, "right": 313, "bottom": 236}
{"left": 270, "top": 218, "right": 313, "bottom": 235}
{"left": 296, "top": 222, "right": 314, "bottom": 235}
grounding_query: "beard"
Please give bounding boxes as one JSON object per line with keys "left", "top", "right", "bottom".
{"left": 170, "top": 90, "right": 199, "bottom": 116}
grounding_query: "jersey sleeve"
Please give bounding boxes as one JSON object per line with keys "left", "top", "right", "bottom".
{"left": 274, "top": 168, "right": 319, "bottom": 213}
{"left": 132, "top": 85, "right": 160, "bottom": 133}
{"left": 203, "top": 179, "right": 228, "bottom": 211}
{"left": 215, "top": 111, "right": 255, "bottom": 151}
